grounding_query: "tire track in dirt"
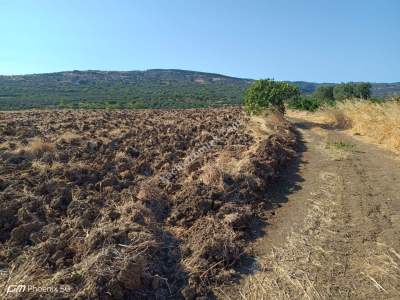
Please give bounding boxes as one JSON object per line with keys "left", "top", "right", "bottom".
{"left": 219, "top": 117, "right": 400, "bottom": 299}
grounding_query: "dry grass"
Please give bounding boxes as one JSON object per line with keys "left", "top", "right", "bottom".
{"left": 115, "top": 150, "right": 129, "bottom": 161}
{"left": 199, "top": 162, "right": 224, "bottom": 188}
{"left": 216, "top": 171, "right": 342, "bottom": 300}
{"left": 217, "top": 151, "right": 251, "bottom": 176}
{"left": 218, "top": 170, "right": 400, "bottom": 299}
{"left": 109, "top": 128, "right": 125, "bottom": 137}
{"left": 183, "top": 216, "right": 239, "bottom": 280}
{"left": 322, "top": 100, "right": 400, "bottom": 152}
{"left": 27, "top": 138, "right": 55, "bottom": 156}
{"left": 58, "top": 131, "right": 81, "bottom": 143}
{"left": 198, "top": 111, "right": 288, "bottom": 194}
{"left": 31, "top": 160, "right": 64, "bottom": 174}
{"left": 246, "top": 111, "right": 284, "bottom": 142}
{"left": 137, "top": 179, "right": 164, "bottom": 202}
{"left": 288, "top": 100, "right": 400, "bottom": 153}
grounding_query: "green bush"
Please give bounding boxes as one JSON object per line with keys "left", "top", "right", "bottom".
{"left": 244, "top": 79, "right": 299, "bottom": 115}
{"left": 333, "top": 82, "right": 371, "bottom": 100}
{"left": 287, "top": 96, "right": 322, "bottom": 112}
{"left": 313, "top": 86, "right": 334, "bottom": 101}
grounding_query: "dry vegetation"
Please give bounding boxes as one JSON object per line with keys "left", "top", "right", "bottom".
{"left": 219, "top": 170, "right": 400, "bottom": 300}
{"left": 289, "top": 99, "right": 400, "bottom": 153}
{"left": 222, "top": 103, "right": 400, "bottom": 299}
{"left": 324, "top": 100, "right": 400, "bottom": 152}
{"left": 0, "top": 108, "right": 296, "bottom": 299}
{"left": 322, "top": 100, "right": 400, "bottom": 152}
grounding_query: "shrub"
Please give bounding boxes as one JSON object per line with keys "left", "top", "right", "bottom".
{"left": 287, "top": 96, "right": 320, "bottom": 111}
{"left": 333, "top": 82, "right": 371, "bottom": 100}
{"left": 313, "top": 86, "right": 334, "bottom": 101}
{"left": 244, "top": 79, "right": 299, "bottom": 115}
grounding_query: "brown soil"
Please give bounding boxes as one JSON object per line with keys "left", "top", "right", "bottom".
{"left": 223, "top": 115, "right": 400, "bottom": 299}
{"left": 0, "top": 108, "right": 296, "bottom": 299}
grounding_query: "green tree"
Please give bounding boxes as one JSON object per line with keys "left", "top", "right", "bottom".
{"left": 313, "top": 86, "right": 334, "bottom": 101}
{"left": 333, "top": 82, "right": 371, "bottom": 100}
{"left": 244, "top": 79, "right": 299, "bottom": 115}
{"left": 333, "top": 83, "right": 355, "bottom": 100}
{"left": 354, "top": 82, "right": 372, "bottom": 99}
{"left": 288, "top": 96, "right": 322, "bottom": 112}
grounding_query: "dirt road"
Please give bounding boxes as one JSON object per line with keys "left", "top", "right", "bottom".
{"left": 220, "top": 116, "right": 400, "bottom": 299}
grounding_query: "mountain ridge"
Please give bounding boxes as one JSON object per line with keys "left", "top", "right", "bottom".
{"left": 2, "top": 69, "right": 398, "bottom": 85}
{"left": 0, "top": 69, "right": 398, "bottom": 110}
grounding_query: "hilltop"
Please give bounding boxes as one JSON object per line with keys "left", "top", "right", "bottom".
{"left": 0, "top": 69, "right": 398, "bottom": 109}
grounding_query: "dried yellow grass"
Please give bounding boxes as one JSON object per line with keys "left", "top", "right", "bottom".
{"left": 199, "top": 162, "right": 224, "bottom": 188}
{"left": 246, "top": 111, "right": 284, "bottom": 142}
{"left": 27, "top": 138, "right": 54, "bottom": 155}
{"left": 115, "top": 150, "right": 129, "bottom": 161}
{"left": 31, "top": 160, "right": 61, "bottom": 173}
{"left": 323, "top": 100, "right": 400, "bottom": 152}
{"left": 198, "top": 112, "right": 283, "bottom": 186}
{"left": 58, "top": 131, "right": 81, "bottom": 143}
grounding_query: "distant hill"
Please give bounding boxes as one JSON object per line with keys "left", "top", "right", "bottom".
{"left": 0, "top": 69, "right": 398, "bottom": 109}
{"left": 368, "top": 82, "right": 400, "bottom": 97}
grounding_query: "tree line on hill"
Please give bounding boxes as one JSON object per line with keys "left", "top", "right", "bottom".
{"left": 0, "top": 70, "right": 398, "bottom": 110}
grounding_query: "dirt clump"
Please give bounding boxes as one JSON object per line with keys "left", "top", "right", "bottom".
{"left": 0, "top": 108, "right": 295, "bottom": 299}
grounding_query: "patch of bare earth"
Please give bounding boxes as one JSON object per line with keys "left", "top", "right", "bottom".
{"left": 221, "top": 115, "right": 400, "bottom": 299}
{"left": 0, "top": 108, "right": 296, "bottom": 299}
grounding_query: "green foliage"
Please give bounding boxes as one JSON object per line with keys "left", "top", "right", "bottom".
{"left": 313, "top": 85, "right": 334, "bottom": 101}
{"left": 354, "top": 82, "right": 372, "bottom": 99}
{"left": 288, "top": 82, "right": 372, "bottom": 112}
{"left": 326, "top": 141, "right": 355, "bottom": 151}
{"left": 0, "top": 69, "right": 394, "bottom": 110}
{"left": 333, "top": 82, "right": 371, "bottom": 100}
{"left": 0, "top": 70, "right": 249, "bottom": 110}
{"left": 333, "top": 83, "right": 353, "bottom": 100}
{"left": 287, "top": 96, "right": 322, "bottom": 112}
{"left": 244, "top": 79, "right": 299, "bottom": 115}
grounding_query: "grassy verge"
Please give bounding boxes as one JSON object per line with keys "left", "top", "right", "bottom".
{"left": 322, "top": 100, "right": 400, "bottom": 152}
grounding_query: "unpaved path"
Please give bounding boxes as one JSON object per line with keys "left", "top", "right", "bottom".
{"left": 219, "top": 116, "right": 400, "bottom": 299}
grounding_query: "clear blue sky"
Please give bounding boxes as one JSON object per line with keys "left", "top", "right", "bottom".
{"left": 1, "top": 0, "right": 399, "bottom": 82}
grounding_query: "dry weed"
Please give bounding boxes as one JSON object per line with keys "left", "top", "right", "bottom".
{"left": 31, "top": 160, "right": 64, "bottom": 174}
{"left": 58, "top": 131, "right": 81, "bottom": 143}
{"left": 27, "top": 138, "right": 54, "bottom": 157}
{"left": 322, "top": 100, "right": 400, "bottom": 152}
{"left": 199, "top": 162, "right": 224, "bottom": 188}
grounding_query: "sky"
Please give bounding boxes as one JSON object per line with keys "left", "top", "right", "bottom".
{"left": 0, "top": 0, "right": 399, "bottom": 82}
